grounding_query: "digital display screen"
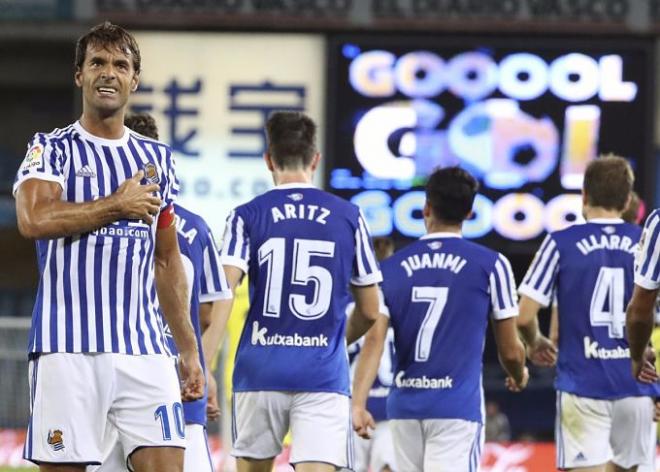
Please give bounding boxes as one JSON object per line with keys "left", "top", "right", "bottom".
{"left": 325, "top": 36, "right": 653, "bottom": 252}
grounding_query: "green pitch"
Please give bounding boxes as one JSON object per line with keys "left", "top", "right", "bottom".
{"left": 0, "top": 467, "right": 38, "bottom": 471}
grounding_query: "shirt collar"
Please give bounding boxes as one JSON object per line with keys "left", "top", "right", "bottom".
{"left": 420, "top": 232, "right": 462, "bottom": 240}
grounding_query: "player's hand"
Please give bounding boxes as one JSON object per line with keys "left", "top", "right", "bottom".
{"left": 112, "top": 170, "right": 161, "bottom": 224}
{"left": 206, "top": 372, "right": 220, "bottom": 421}
{"left": 505, "top": 366, "right": 529, "bottom": 392}
{"left": 633, "top": 347, "right": 659, "bottom": 384}
{"left": 178, "top": 351, "right": 205, "bottom": 401}
{"left": 352, "top": 404, "right": 375, "bottom": 439}
{"left": 526, "top": 335, "right": 557, "bottom": 367}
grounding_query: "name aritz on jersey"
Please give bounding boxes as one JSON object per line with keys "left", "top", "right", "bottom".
{"left": 576, "top": 234, "right": 637, "bottom": 256}
{"left": 395, "top": 371, "right": 454, "bottom": 389}
{"left": 271, "top": 204, "right": 330, "bottom": 224}
{"left": 401, "top": 252, "right": 467, "bottom": 277}
{"left": 583, "top": 336, "right": 630, "bottom": 359}
{"left": 251, "top": 321, "right": 329, "bottom": 347}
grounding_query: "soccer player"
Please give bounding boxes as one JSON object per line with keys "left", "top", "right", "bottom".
{"left": 346, "top": 237, "right": 397, "bottom": 472}
{"left": 353, "top": 167, "right": 528, "bottom": 471}
{"left": 519, "top": 155, "right": 659, "bottom": 472}
{"left": 14, "top": 23, "right": 203, "bottom": 472}
{"left": 218, "top": 111, "right": 382, "bottom": 472}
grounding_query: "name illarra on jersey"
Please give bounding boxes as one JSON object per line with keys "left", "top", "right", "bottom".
{"left": 162, "top": 204, "right": 232, "bottom": 426}
{"left": 220, "top": 183, "right": 382, "bottom": 395}
{"left": 519, "top": 219, "right": 660, "bottom": 399}
{"left": 380, "top": 233, "right": 518, "bottom": 423}
{"left": 14, "top": 122, "right": 179, "bottom": 356}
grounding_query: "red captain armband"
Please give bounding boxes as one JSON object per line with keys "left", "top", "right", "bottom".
{"left": 157, "top": 204, "right": 175, "bottom": 229}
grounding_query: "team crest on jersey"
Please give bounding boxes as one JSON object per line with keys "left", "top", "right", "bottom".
{"left": 143, "top": 163, "right": 159, "bottom": 184}
{"left": 47, "top": 429, "right": 64, "bottom": 451}
{"left": 21, "top": 144, "right": 44, "bottom": 171}
{"left": 601, "top": 226, "right": 616, "bottom": 235}
{"left": 287, "top": 192, "right": 303, "bottom": 202}
{"left": 427, "top": 241, "right": 443, "bottom": 250}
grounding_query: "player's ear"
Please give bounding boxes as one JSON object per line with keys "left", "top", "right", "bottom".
{"left": 310, "top": 152, "right": 321, "bottom": 172}
{"left": 264, "top": 153, "right": 275, "bottom": 172}
{"left": 74, "top": 68, "right": 83, "bottom": 88}
{"left": 130, "top": 72, "right": 139, "bottom": 92}
{"left": 423, "top": 201, "right": 432, "bottom": 219}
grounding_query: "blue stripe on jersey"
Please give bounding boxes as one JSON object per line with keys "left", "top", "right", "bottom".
{"left": 63, "top": 238, "right": 73, "bottom": 352}
{"left": 523, "top": 235, "right": 552, "bottom": 284}
{"left": 224, "top": 211, "right": 240, "bottom": 257}
{"left": 639, "top": 211, "right": 660, "bottom": 279}
{"left": 108, "top": 237, "right": 120, "bottom": 352}
{"left": 48, "top": 241, "right": 58, "bottom": 351}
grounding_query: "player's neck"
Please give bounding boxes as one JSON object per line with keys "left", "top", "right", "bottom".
{"left": 584, "top": 206, "right": 622, "bottom": 221}
{"left": 272, "top": 170, "right": 313, "bottom": 186}
{"left": 79, "top": 111, "right": 126, "bottom": 140}
{"left": 425, "top": 220, "right": 462, "bottom": 235}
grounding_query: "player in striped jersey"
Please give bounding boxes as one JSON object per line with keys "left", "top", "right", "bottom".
{"left": 14, "top": 23, "right": 203, "bottom": 472}
{"left": 519, "top": 156, "right": 659, "bottom": 471}
{"left": 218, "top": 111, "right": 383, "bottom": 472}
{"left": 352, "top": 167, "right": 528, "bottom": 471}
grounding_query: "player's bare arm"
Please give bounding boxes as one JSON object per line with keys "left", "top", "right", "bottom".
{"left": 493, "top": 317, "right": 529, "bottom": 392}
{"left": 351, "top": 314, "right": 388, "bottom": 439}
{"left": 626, "top": 284, "right": 660, "bottom": 382}
{"left": 154, "top": 223, "right": 204, "bottom": 400}
{"left": 517, "top": 295, "right": 557, "bottom": 367}
{"left": 16, "top": 170, "right": 160, "bottom": 239}
{"left": 346, "top": 284, "right": 381, "bottom": 345}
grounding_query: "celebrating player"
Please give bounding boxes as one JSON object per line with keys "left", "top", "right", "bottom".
{"left": 353, "top": 166, "right": 528, "bottom": 471}
{"left": 218, "top": 111, "right": 382, "bottom": 472}
{"left": 14, "top": 23, "right": 203, "bottom": 472}
{"left": 519, "top": 155, "right": 659, "bottom": 471}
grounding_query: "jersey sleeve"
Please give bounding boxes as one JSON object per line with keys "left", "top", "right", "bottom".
{"left": 635, "top": 210, "right": 660, "bottom": 290}
{"left": 219, "top": 209, "right": 250, "bottom": 274}
{"left": 199, "top": 228, "right": 233, "bottom": 303}
{"left": 489, "top": 253, "right": 518, "bottom": 320}
{"left": 518, "top": 234, "right": 560, "bottom": 307}
{"left": 13, "top": 133, "right": 65, "bottom": 195}
{"left": 160, "top": 147, "right": 179, "bottom": 209}
{"left": 351, "top": 209, "right": 383, "bottom": 286}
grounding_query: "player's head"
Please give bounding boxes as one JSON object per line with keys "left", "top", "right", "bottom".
{"left": 74, "top": 22, "right": 140, "bottom": 116}
{"left": 264, "top": 111, "right": 319, "bottom": 173}
{"left": 424, "top": 167, "right": 479, "bottom": 227}
{"left": 621, "top": 191, "right": 643, "bottom": 225}
{"left": 372, "top": 237, "right": 394, "bottom": 261}
{"left": 582, "top": 155, "right": 633, "bottom": 214}
{"left": 125, "top": 112, "right": 159, "bottom": 139}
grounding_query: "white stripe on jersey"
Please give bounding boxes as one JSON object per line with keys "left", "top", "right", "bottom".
{"left": 636, "top": 211, "right": 660, "bottom": 290}
{"left": 519, "top": 235, "right": 560, "bottom": 306}
{"left": 16, "top": 122, "right": 176, "bottom": 355}
{"left": 489, "top": 254, "right": 518, "bottom": 319}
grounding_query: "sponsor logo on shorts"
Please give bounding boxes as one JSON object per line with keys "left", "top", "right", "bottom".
{"left": 394, "top": 371, "right": 454, "bottom": 389}
{"left": 583, "top": 336, "right": 630, "bottom": 360}
{"left": 574, "top": 452, "right": 586, "bottom": 461}
{"left": 250, "top": 321, "right": 329, "bottom": 347}
{"left": 47, "top": 429, "right": 64, "bottom": 451}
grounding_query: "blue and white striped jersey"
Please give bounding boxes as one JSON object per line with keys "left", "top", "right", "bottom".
{"left": 635, "top": 209, "right": 660, "bottom": 290}
{"left": 220, "top": 183, "right": 382, "bottom": 395}
{"left": 166, "top": 204, "right": 232, "bottom": 426}
{"left": 381, "top": 233, "right": 518, "bottom": 423}
{"left": 14, "top": 122, "right": 178, "bottom": 356}
{"left": 520, "top": 219, "right": 660, "bottom": 399}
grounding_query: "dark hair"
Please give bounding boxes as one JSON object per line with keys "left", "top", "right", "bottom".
{"left": 425, "top": 167, "right": 479, "bottom": 224}
{"left": 75, "top": 21, "right": 141, "bottom": 73}
{"left": 583, "top": 154, "right": 633, "bottom": 212}
{"left": 621, "top": 191, "right": 642, "bottom": 224}
{"left": 266, "top": 111, "right": 317, "bottom": 170}
{"left": 125, "top": 112, "right": 158, "bottom": 139}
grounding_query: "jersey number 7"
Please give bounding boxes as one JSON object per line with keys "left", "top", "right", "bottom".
{"left": 412, "top": 286, "right": 449, "bottom": 362}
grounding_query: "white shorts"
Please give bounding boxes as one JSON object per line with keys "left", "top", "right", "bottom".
{"left": 390, "top": 418, "right": 482, "bottom": 472}
{"left": 25, "top": 353, "right": 185, "bottom": 466}
{"left": 352, "top": 420, "right": 397, "bottom": 472}
{"left": 232, "top": 391, "right": 353, "bottom": 469}
{"left": 556, "top": 391, "right": 656, "bottom": 469}
{"left": 90, "top": 423, "right": 212, "bottom": 472}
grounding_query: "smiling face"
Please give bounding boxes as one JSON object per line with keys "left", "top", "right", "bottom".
{"left": 75, "top": 43, "right": 139, "bottom": 117}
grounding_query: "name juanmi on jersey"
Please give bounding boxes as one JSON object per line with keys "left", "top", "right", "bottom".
{"left": 400, "top": 251, "right": 467, "bottom": 277}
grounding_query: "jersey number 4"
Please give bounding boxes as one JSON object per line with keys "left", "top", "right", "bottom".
{"left": 259, "top": 238, "right": 336, "bottom": 320}
{"left": 412, "top": 286, "right": 449, "bottom": 362}
{"left": 590, "top": 267, "right": 625, "bottom": 338}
